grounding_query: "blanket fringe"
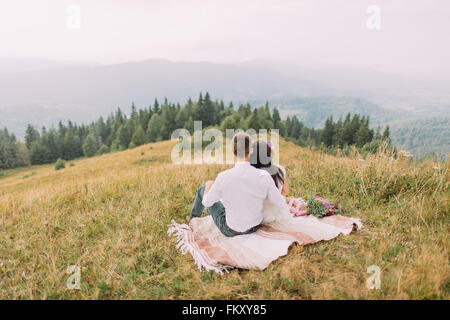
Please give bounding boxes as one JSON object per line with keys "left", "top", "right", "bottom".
{"left": 167, "top": 219, "right": 230, "bottom": 274}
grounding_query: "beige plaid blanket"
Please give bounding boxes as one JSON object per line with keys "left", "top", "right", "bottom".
{"left": 168, "top": 214, "right": 362, "bottom": 274}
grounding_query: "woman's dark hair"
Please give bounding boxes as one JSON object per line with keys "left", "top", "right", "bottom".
{"left": 249, "top": 141, "right": 284, "bottom": 189}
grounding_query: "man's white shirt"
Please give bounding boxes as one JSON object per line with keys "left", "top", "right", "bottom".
{"left": 202, "top": 161, "right": 288, "bottom": 232}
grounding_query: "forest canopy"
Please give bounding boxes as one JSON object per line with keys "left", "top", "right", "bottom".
{"left": 0, "top": 93, "right": 392, "bottom": 170}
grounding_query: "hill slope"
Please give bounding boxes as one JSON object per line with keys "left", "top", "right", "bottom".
{"left": 390, "top": 116, "right": 450, "bottom": 159}
{"left": 0, "top": 139, "right": 448, "bottom": 299}
{"left": 275, "top": 96, "right": 398, "bottom": 127}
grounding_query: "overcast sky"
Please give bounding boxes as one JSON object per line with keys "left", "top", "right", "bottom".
{"left": 1, "top": 0, "right": 449, "bottom": 76}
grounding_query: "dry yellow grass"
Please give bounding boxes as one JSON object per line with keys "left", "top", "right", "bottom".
{"left": 0, "top": 139, "right": 448, "bottom": 299}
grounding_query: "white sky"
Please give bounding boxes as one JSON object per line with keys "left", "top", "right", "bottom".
{"left": 1, "top": 0, "right": 449, "bottom": 76}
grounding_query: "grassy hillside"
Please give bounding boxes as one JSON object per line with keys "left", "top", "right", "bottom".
{"left": 0, "top": 139, "right": 448, "bottom": 299}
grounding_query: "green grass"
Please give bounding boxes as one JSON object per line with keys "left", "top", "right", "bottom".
{"left": 0, "top": 139, "right": 448, "bottom": 299}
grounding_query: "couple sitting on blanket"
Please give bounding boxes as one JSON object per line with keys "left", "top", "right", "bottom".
{"left": 188, "top": 132, "right": 305, "bottom": 237}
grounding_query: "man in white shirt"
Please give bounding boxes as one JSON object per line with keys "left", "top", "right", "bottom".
{"left": 189, "top": 132, "right": 287, "bottom": 237}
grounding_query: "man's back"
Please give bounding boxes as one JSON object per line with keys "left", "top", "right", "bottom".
{"left": 202, "top": 161, "right": 287, "bottom": 232}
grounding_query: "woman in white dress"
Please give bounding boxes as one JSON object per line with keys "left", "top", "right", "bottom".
{"left": 249, "top": 141, "right": 306, "bottom": 223}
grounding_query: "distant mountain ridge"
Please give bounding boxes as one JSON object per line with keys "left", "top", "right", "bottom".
{"left": 0, "top": 58, "right": 448, "bottom": 157}
{"left": 272, "top": 96, "right": 399, "bottom": 128}
{"left": 0, "top": 57, "right": 96, "bottom": 74}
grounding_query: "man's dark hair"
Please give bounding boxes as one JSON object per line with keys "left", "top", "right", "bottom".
{"left": 232, "top": 132, "right": 251, "bottom": 159}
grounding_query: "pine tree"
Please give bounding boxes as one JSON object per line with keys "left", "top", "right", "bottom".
{"left": 264, "top": 102, "right": 272, "bottom": 121}
{"left": 95, "top": 117, "right": 109, "bottom": 145}
{"left": 355, "top": 122, "right": 371, "bottom": 148}
{"left": 184, "top": 98, "right": 193, "bottom": 120}
{"left": 184, "top": 116, "right": 194, "bottom": 134}
{"left": 216, "top": 100, "right": 226, "bottom": 123}
{"left": 237, "top": 104, "right": 246, "bottom": 118}
{"left": 131, "top": 125, "right": 146, "bottom": 146}
{"left": 82, "top": 134, "right": 98, "bottom": 157}
{"left": 289, "top": 116, "right": 303, "bottom": 139}
{"left": 277, "top": 122, "right": 287, "bottom": 137}
{"left": 272, "top": 108, "right": 281, "bottom": 129}
{"left": 139, "top": 108, "right": 151, "bottom": 132}
{"left": 321, "top": 116, "right": 335, "bottom": 147}
{"left": 175, "top": 109, "right": 188, "bottom": 129}
{"left": 0, "top": 129, "right": 19, "bottom": 168}
{"left": 110, "top": 139, "right": 120, "bottom": 153}
{"left": 193, "top": 92, "right": 216, "bottom": 127}
{"left": 15, "top": 142, "right": 31, "bottom": 167}
{"left": 257, "top": 105, "right": 273, "bottom": 129}
{"left": 342, "top": 113, "right": 352, "bottom": 145}
{"left": 167, "top": 104, "right": 179, "bottom": 139}
{"left": 131, "top": 102, "right": 137, "bottom": 120}
{"left": 246, "top": 109, "right": 261, "bottom": 131}
{"left": 333, "top": 117, "right": 344, "bottom": 147}
{"left": 349, "top": 114, "right": 361, "bottom": 144}
{"left": 113, "top": 108, "right": 126, "bottom": 133}
{"left": 382, "top": 125, "right": 391, "bottom": 144}
{"left": 25, "top": 125, "right": 40, "bottom": 149}
{"left": 146, "top": 113, "right": 163, "bottom": 142}
{"left": 152, "top": 98, "right": 160, "bottom": 115}
{"left": 285, "top": 116, "right": 292, "bottom": 136}
{"left": 46, "top": 130, "right": 60, "bottom": 162}
{"left": 30, "top": 142, "right": 50, "bottom": 165}
{"left": 375, "top": 127, "right": 382, "bottom": 140}
{"left": 116, "top": 125, "right": 131, "bottom": 150}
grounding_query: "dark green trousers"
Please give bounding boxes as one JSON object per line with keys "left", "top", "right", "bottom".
{"left": 190, "top": 185, "right": 260, "bottom": 237}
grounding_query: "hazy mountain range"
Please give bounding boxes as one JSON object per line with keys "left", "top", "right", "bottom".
{"left": 0, "top": 58, "right": 448, "bottom": 157}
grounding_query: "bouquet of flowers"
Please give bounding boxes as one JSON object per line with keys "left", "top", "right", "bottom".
{"left": 306, "top": 196, "right": 342, "bottom": 218}
{"left": 288, "top": 196, "right": 342, "bottom": 218}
